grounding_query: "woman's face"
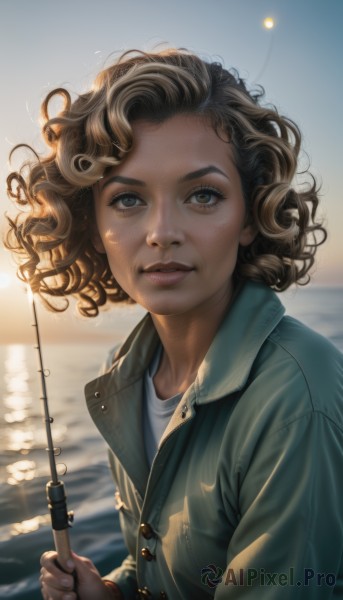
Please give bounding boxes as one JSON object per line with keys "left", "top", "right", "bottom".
{"left": 93, "top": 114, "right": 255, "bottom": 318}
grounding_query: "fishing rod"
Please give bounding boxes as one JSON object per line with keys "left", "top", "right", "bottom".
{"left": 27, "top": 285, "right": 74, "bottom": 572}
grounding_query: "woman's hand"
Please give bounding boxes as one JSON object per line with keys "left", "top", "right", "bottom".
{"left": 40, "top": 550, "right": 120, "bottom": 600}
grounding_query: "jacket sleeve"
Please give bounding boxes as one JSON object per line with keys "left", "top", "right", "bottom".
{"left": 103, "top": 450, "right": 140, "bottom": 599}
{"left": 214, "top": 410, "right": 343, "bottom": 599}
{"left": 95, "top": 347, "right": 138, "bottom": 598}
{"left": 103, "top": 554, "right": 138, "bottom": 599}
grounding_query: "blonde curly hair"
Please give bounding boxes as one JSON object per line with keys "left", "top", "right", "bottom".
{"left": 4, "top": 48, "right": 326, "bottom": 316}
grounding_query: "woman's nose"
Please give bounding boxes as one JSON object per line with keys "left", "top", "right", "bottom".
{"left": 146, "top": 201, "right": 185, "bottom": 248}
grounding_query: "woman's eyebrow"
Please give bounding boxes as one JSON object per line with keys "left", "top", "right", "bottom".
{"left": 100, "top": 165, "right": 230, "bottom": 191}
{"left": 100, "top": 174, "right": 146, "bottom": 190}
{"left": 180, "top": 165, "right": 230, "bottom": 182}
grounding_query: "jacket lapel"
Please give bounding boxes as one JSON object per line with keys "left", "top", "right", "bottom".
{"left": 85, "top": 281, "right": 285, "bottom": 497}
{"left": 85, "top": 314, "right": 159, "bottom": 498}
{"left": 195, "top": 281, "right": 285, "bottom": 403}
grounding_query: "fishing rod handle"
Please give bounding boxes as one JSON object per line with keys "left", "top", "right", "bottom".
{"left": 53, "top": 528, "right": 73, "bottom": 571}
{"left": 46, "top": 481, "right": 74, "bottom": 572}
{"left": 53, "top": 527, "right": 78, "bottom": 597}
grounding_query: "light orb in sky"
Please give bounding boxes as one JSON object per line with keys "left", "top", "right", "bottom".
{"left": 263, "top": 17, "right": 275, "bottom": 30}
{"left": 0, "top": 272, "right": 11, "bottom": 288}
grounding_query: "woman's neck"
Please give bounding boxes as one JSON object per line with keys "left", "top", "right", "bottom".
{"left": 150, "top": 289, "right": 233, "bottom": 399}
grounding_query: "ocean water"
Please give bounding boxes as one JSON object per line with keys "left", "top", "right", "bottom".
{"left": 0, "top": 286, "right": 342, "bottom": 599}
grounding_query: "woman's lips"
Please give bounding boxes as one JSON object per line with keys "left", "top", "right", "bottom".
{"left": 141, "top": 263, "right": 194, "bottom": 286}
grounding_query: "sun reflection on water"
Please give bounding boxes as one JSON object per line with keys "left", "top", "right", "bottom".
{"left": 11, "top": 514, "right": 51, "bottom": 536}
{"left": 0, "top": 514, "right": 52, "bottom": 542}
{"left": 2, "top": 345, "right": 38, "bottom": 480}
{"left": 2, "top": 345, "right": 68, "bottom": 485}
{"left": 4, "top": 345, "right": 31, "bottom": 422}
{"left": 7, "top": 429, "right": 35, "bottom": 453}
{"left": 6, "top": 459, "right": 36, "bottom": 485}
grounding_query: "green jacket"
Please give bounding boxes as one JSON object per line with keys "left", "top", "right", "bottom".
{"left": 85, "top": 281, "right": 343, "bottom": 599}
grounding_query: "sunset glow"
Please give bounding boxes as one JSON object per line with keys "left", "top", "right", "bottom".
{"left": 263, "top": 17, "right": 275, "bottom": 29}
{"left": 0, "top": 272, "right": 11, "bottom": 288}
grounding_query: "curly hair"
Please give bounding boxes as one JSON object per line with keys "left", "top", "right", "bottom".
{"left": 4, "top": 48, "right": 326, "bottom": 316}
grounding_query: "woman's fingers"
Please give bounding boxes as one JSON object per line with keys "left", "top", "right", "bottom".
{"left": 40, "top": 550, "right": 76, "bottom": 599}
{"left": 40, "top": 566, "right": 74, "bottom": 590}
{"left": 40, "top": 550, "right": 74, "bottom": 574}
{"left": 39, "top": 550, "right": 111, "bottom": 600}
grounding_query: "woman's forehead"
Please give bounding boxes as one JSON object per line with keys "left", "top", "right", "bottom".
{"left": 109, "top": 115, "right": 233, "bottom": 175}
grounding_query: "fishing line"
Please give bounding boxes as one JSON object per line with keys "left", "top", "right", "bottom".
{"left": 252, "top": 17, "right": 275, "bottom": 84}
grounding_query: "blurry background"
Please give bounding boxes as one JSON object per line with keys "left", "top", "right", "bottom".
{"left": 0, "top": 0, "right": 342, "bottom": 343}
{"left": 0, "top": 1, "right": 342, "bottom": 598}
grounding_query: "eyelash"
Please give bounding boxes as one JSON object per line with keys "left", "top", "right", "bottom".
{"left": 107, "top": 185, "right": 225, "bottom": 210}
{"left": 187, "top": 185, "right": 225, "bottom": 207}
{"left": 107, "top": 192, "right": 144, "bottom": 210}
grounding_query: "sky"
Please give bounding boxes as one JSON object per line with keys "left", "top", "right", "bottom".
{"left": 0, "top": 0, "right": 342, "bottom": 343}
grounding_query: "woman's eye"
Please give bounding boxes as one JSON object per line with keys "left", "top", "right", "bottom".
{"left": 188, "top": 188, "right": 224, "bottom": 206}
{"left": 108, "top": 194, "right": 144, "bottom": 209}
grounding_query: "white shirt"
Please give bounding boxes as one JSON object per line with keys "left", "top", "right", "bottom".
{"left": 143, "top": 346, "right": 182, "bottom": 467}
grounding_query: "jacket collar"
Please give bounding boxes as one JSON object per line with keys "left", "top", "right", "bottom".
{"left": 86, "top": 280, "right": 285, "bottom": 406}
{"left": 85, "top": 281, "right": 284, "bottom": 497}
{"left": 195, "top": 280, "right": 285, "bottom": 403}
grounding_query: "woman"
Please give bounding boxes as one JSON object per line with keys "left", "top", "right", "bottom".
{"left": 5, "top": 49, "right": 343, "bottom": 599}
